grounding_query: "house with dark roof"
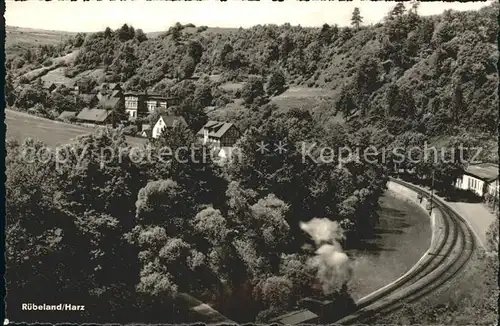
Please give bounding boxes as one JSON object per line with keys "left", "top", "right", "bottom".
{"left": 124, "top": 91, "right": 147, "bottom": 119}
{"left": 196, "top": 121, "right": 242, "bottom": 161}
{"left": 100, "top": 96, "right": 123, "bottom": 111}
{"left": 145, "top": 93, "right": 179, "bottom": 113}
{"left": 152, "top": 115, "right": 188, "bottom": 139}
{"left": 455, "top": 163, "right": 499, "bottom": 197}
{"left": 197, "top": 121, "right": 241, "bottom": 148}
{"left": 76, "top": 108, "right": 112, "bottom": 125}
{"left": 124, "top": 91, "right": 179, "bottom": 119}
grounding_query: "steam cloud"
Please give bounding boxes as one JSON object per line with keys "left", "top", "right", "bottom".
{"left": 300, "top": 218, "right": 352, "bottom": 295}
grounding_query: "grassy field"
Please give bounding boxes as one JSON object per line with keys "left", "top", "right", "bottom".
{"left": 5, "top": 109, "right": 147, "bottom": 148}
{"left": 347, "top": 194, "right": 432, "bottom": 300}
{"left": 20, "top": 50, "right": 80, "bottom": 82}
{"left": 271, "top": 87, "right": 340, "bottom": 113}
{"left": 5, "top": 26, "right": 77, "bottom": 48}
{"left": 147, "top": 26, "right": 239, "bottom": 38}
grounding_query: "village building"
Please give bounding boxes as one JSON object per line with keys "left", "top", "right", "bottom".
{"left": 124, "top": 91, "right": 147, "bottom": 119}
{"left": 76, "top": 108, "right": 113, "bottom": 126}
{"left": 100, "top": 96, "right": 123, "bottom": 111}
{"left": 455, "top": 163, "right": 499, "bottom": 197}
{"left": 145, "top": 93, "right": 178, "bottom": 113}
{"left": 152, "top": 115, "right": 188, "bottom": 139}
{"left": 124, "top": 91, "right": 179, "bottom": 119}
{"left": 197, "top": 120, "right": 242, "bottom": 160}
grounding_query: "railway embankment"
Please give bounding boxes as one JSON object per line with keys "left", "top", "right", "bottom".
{"left": 353, "top": 181, "right": 446, "bottom": 306}
{"left": 337, "top": 179, "right": 476, "bottom": 324}
{"left": 386, "top": 180, "right": 445, "bottom": 254}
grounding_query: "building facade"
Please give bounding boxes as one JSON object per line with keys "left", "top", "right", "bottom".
{"left": 197, "top": 121, "right": 242, "bottom": 161}
{"left": 124, "top": 92, "right": 178, "bottom": 119}
{"left": 455, "top": 163, "right": 499, "bottom": 197}
{"left": 198, "top": 121, "right": 241, "bottom": 148}
{"left": 124, "top": 92, "right": 147, "bottom": 119}
{"left": 152, "top": 115, "right": 188, "bottom": 139}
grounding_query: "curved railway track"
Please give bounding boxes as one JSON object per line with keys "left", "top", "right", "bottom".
{"left": 336, "top": 178, "right": 476, "bottom": 325}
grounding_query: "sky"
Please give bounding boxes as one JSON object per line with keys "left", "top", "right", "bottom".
{"left": 5, "top": 0, "right": 493, "bottom": 33}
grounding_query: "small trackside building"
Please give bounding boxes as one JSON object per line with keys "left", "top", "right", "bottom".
{"left": 455, "top": 163, "right": 499, "bottom": 197}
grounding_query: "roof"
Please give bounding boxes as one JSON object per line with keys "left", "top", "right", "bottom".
{"left": 123, "top": 91, "right": 143, "bottom": 97}
{"left": 142, "top": 124, "right": 151, "bottom": 131}
{"left": 157, "top": 115, "right": 187, "bottom": 128}
{"left": 80, "top": 93, "right": 97, "bottom": 103}
{"left": 103, "top": 83, "right": 120, "bottom": 90}
{"left": 271, "top": 309, "right": 319, "bottom": 325}
{"left": 147, "top": 95, "right": 173, "bottom": 101}
{"left": 110, "top": 89, "right": 121, "bottom": 98}
{"left": 197, "top": 121, "right": 238, "bottom": 138}
{"left": 57, "top": 111, "right": 77, "bottom": 119}
{"left": 101, "top": 97, "right": 121, "bottom": 109}
{"left": 465, "top": 163, "right": 499, "bottom": 182}
{"left": 76, "top": 108, "right": 112, "bottom": 122}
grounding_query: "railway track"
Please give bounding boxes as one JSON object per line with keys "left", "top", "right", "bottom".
{"left": 335, "top": 178, "right": 476, "bottom": 324}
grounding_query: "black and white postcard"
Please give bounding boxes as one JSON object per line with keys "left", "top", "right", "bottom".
{"left": 3, "top": 0, "right": 499, "bottom": 324}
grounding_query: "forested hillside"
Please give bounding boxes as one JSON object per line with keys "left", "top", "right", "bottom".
{"left": 5, "top": 2, "right": 499, "bottom": 324}
{"left": 7, "top": 3, "right": 498, "bottom": 144}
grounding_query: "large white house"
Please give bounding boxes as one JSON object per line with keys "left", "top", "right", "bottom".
{"left": 152, "top": 115, "right": 187, "bottom": 139}
{"left": 455, "top": 163, "right": 499, "bottom": 197}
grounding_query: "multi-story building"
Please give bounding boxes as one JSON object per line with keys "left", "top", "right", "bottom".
{"left": 124, "top": 91, "right": 179, "bottom": 119}
{"left": 146, "top": 93, "right": 179, "bottom": 113}
{"left": 124, "top": 92, "right": 147, "bottom": 119}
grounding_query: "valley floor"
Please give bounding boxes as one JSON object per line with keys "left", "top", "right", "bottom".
{"left": 5, "top": 108, "right": 146, "bottom": 147}
{"left": 348, "top": 194, "right": 432, "bottom": 301}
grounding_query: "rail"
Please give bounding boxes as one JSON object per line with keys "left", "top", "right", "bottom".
{"left": 335, "top": 178, "right": 476, "bottom": 324}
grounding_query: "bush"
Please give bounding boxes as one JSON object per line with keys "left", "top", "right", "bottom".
{"left": 122, "top": 125, "right": 138, "bottom": 136}
{"left": 266, "top": 69, "right": 286, "bottom": 96}
{"left": 42, "top": 59, "right": 53, "bottom": 67}
{"left": 241, "top": 77, "right": 265, "bottom": 105}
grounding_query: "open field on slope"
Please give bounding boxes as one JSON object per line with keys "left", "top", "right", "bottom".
{"left": 271, "top": 87, "right": 340, "bottom": 111}
{"left": 6, "top": 26, "right": 77, "bottom": 47}
{"left": 5, "top": 109, "right": 147, "bottom": 148}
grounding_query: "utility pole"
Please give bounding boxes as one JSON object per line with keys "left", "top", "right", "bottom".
{"left": 493, "top": 179, "right": 498, "bottom": 214}
{"left": 429, "top": 169, "right": 435, "bottom": 215}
